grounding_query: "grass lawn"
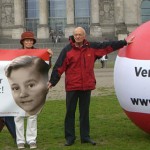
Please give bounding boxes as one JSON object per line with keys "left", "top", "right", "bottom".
{"left": 1, "top": 94, "right": 150, "bottom": 150}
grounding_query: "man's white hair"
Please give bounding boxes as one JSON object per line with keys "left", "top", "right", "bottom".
{"left": 73, "top": 27, "right": 86, "bottom": 36}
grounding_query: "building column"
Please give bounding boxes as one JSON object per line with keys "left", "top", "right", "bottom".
{"left": 138, "top": 0, "right": 143, "bottom": 24}
{"left": 64, "top": 0, "right": 75, "bottom": 38}
{"left": 124, "top": 0, "right": 139, "bottom": 33}
{"left": 37, "top": 0, "right": 49, "bottom": 39}
{"left": 12, "top": 0, "right": 24, "bottom": 39}
{"left": 114, "top": 0, "right": 127, "bottom": 40}
{"left": 90, "top": 0, "right": 102, "bottom": 37}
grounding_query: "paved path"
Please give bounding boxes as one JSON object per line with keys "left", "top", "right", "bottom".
{"left": 47, "top": 68, "right": 114, "bottom": 100}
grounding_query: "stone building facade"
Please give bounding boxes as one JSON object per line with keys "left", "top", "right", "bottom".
{"left": 0, "top": 0, "right": 146, "bottom": 40}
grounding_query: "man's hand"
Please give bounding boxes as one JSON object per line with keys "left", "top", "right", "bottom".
{"left": 47, "top": 82, "right": 53, "bottom": 89}
{"left": 126, "top": 36, "right": 135, "bottom": 45}
{"left": 47, "top": 49, "right": 53, "bottom": 57}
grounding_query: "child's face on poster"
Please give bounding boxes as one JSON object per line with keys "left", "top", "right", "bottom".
{"left": 8, "top": 65, "right": 48, "bottom": 115}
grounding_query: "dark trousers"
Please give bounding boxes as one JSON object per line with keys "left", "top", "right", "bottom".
{"left": 2, "top": 117, "right": 16, "bottom": 140}
{"left": 65, "top": 90, "right": 91, "bottom": 141}
{"left": 0, "top": 118, "right": 4, "bottom": 131}
{"left": 101, "top": 60, "right": 105, "bottom": 68}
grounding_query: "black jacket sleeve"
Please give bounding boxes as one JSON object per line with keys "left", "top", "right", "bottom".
{"left": 90, "top": 40, "right": 127, "bottom": 51}
{"left": 49, "top": 44, "right": 71, "bottom": 86}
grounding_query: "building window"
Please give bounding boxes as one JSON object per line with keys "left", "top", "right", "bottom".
{"left": 141, "top": 0, "right": 150, "bottom": 23}
{"left": 48, "top": 0, "right": 66, "bottom": 35}
{"left": 25, "top": 0, "right": 39, "bottom": 34}
{"left": 75, "top": 0, "right": 90, "bottom": 34}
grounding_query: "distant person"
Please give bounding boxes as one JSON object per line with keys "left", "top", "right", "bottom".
{"left": 5, "top": 31, "right": 52, "bottom": 149}
{"left": 100, "top": 55, "right": 108, "bottom": 68}
{"left": 49, "top": 29, "right": 55, "bottom": 43}
{"left": 48, "top": 27, "right": 134, "bottom": 146}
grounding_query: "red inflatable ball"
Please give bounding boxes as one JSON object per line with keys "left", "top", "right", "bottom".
{"left": 114, "top": 21, "right": 150, "bottom": 134}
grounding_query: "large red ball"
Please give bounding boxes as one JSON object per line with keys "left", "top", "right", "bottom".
{"left": 114, "top": 21, "right": 150, "bottom": 134}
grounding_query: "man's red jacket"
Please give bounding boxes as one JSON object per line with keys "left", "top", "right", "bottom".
{"left": 50, "top": 36, "right": 127, "bottom": 91}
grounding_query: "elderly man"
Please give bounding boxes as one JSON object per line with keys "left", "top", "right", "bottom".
{"left": 48, "top": 27, "right": 134, "bottom": 146}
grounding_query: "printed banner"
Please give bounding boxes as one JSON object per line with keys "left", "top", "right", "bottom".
{"left": 114, "top": 56, "right": 150, "bottom": 113}
{"left": 0, "top": 49, "right": 49, "bottom": 116}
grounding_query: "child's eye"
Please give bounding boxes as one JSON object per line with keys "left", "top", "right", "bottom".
{"left": 28, "top": 83, "right": 35, "bottom": 88}
{"left": 12, "top": 87, "right": 19, "bottom": 91}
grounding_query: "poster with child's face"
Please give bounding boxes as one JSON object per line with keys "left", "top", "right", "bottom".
{"left": 0, "top": 49, "right": 49, "bottom": 116}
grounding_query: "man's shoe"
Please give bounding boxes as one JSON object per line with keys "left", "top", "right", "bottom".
{"left": 81, "top": 139, "right": 96, "bottom": 145}
{"left": 64, "top": 140, "right": 74, "bottom": 146}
